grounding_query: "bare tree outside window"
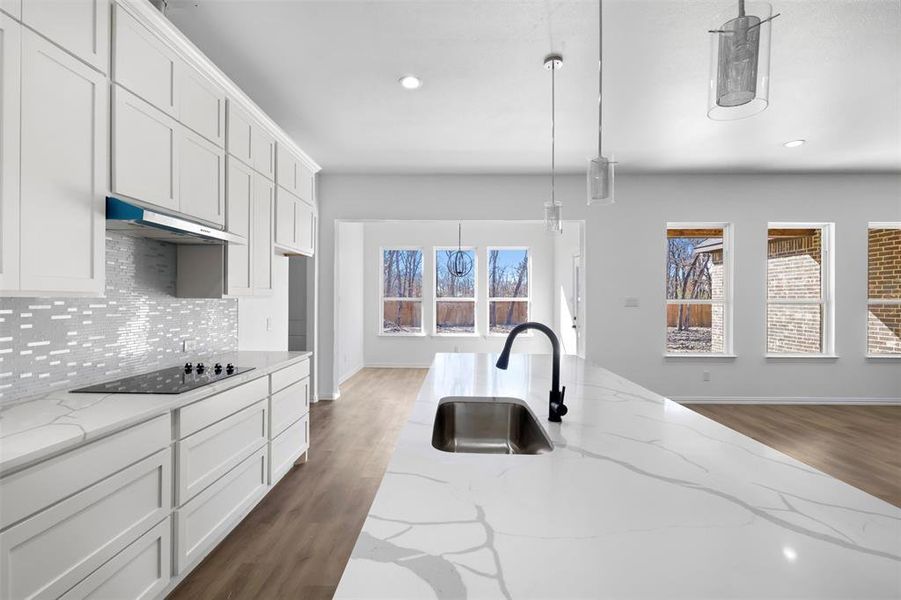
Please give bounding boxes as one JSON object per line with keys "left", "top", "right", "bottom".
{"left": 666, "top": 227, "right": 728, "bottom": 353}
{"left": 488, "top": 248, "right": 530, "bottom": 334}
{"left": 381, "top": 249, "right": 423, "bottom": 334}
{"left": 435, "top": 249, "right": 476, "bottom": 334}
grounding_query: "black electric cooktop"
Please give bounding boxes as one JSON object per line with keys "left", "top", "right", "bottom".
{"left": 70, "top": 363, "right": 254, "bottom": 395}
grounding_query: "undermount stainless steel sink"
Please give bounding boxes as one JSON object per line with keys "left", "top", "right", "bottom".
{"left": 431, "top": 397, "right": 554, "bottom": 455}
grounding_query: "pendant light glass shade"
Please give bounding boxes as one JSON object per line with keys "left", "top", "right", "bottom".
{"left": 587, "top": 155, "right": 615, "bottom": 205}
{"left": 707, "top": 1, "right": 774, "bottom": 121}
{"left": 544, "top": 201, "right": 563, "bottom": 234}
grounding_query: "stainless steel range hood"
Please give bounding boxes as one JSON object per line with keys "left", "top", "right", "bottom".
{"left": 105, "top": 197, "right": 245, "bottom": 245}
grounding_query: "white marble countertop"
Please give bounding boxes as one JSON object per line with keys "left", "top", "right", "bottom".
{"left": 0, "top": 350, "right": 311, "bottom": 476}
{"left": 335, "top": 353, "right": 901, "bottom": 599}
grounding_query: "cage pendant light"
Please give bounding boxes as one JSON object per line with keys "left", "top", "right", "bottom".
{"left": 588, "top": 0, "right": 615, "bottom": 206}
{"left": 544, "top": 54, "right": 563, "bottom": 234}
{"left": 707, "top": 0, "right": 780, "bottom": 120}
{"left": 447, "top": 223, "right": 473, "bottom": 278}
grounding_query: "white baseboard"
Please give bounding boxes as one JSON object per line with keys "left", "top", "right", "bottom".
{"left": 671, "top": 396, "right": 901, "bottom": 405}
{"left": 364, "top": 362, "right": 431, "bottom": 369}
{"left": 317, "top": 391, "right": 340, "bottom": 401}
{"left": 337, "top": 364, "right": 364, "bottom": 386}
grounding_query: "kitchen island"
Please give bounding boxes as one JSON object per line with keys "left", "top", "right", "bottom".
{"left": 335, "top": 353, "right": 900, "bottom": 599}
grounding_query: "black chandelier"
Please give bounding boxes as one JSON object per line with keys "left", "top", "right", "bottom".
{"left": 447, "top": 224, "right": 473, "bottom": 278}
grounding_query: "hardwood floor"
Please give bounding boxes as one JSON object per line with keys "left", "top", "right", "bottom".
{"left": 685, "top": 404, "right": 901, "bottom": 507}
{"left": 167, "top": 368, "right": 428, "bottom": 600}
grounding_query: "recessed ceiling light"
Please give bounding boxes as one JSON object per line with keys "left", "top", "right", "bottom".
{"left": 783, "top": 139, "right": 806, "bottom": 148}
{"left": 399, "top": 75, "right": 422, "bottom": 90}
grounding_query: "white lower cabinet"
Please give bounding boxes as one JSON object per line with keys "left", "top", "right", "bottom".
{"left": 270, "top": 378, "right": 309, "bottom": 438}
{"left": 269, "top": 413, "right": 309, "bottom": 485}
{"left": 60, "top": 517, "right": 171, "bottom": 600}
{"left": 0, "top": 449, "right": 171, "bottom": 600}
{"left": 175, "top": 447, "right": 268, "bottom": 573}
{"left": 177, "top": 399, "right": 268, "bottom": 505}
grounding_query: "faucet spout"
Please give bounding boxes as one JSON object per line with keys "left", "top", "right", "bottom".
{"left": 495, "top": 322, "right": 567, "bottom": 422}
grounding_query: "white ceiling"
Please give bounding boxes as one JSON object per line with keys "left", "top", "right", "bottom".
{"left": 167, "top": 0, "right": 901, "bottom": 174}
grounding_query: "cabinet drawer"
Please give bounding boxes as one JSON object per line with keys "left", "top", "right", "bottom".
{"left": 112, "top": 85, "right": 178, "bottom": 213}
{"left": 178, "top": 126, "right": 225, "bottom": 226}
{"left": 177, "top": 62, "right": 225, "bottom": 147}
{"left": 112, "top": 4, "right": 177, "bottom": 115}
{"left": 60, "top": 517, "right": 171, "bottom": 600}
{"left": 177, "top": 399, "right": 267, "bottom": 505}
{"left": 178, "top": 376, "right": 268, "bottom": 438}
{"left": 0, "top": 414, "right": 170, "bottom": 530}
{"left": 22, "top": 0, "right": 109, "bottom": 74}
{"left": 175, "top": 448, "right": 267, "bottom": 573}
{"left": 269, "top": 413, "right": 308, "bottom": 485}
{"left": 271, "top": 359, "right": 310, "bottom": 395}
{"left": 0, "top": 449, "right": 171, "bottom": 600}
{"left": 270, "top": 378, "right": 309, "bottom": 439}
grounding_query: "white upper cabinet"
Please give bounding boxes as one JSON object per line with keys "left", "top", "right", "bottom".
{"left": 112, "top": 4, "right": 176, "bottom": 116}
{"left": 18, "top": 29, "right": 106, "bottom": 295}
{"left": 0, "top": 0, "right": 20, "bottom": 20}
{"left": 274, "top": 190, "right": 296, "bottom": 250}
{"left": 112, "top": 85, "right": 179, "bottom": 213}
{"left": 251, "top": 173, "right": 274, "bottom": 295}
{"left": 0, "top": 14, "right": 20, "bottom": 292}
{"left": 179, "top": 127, "right": 224, "bottom": 226}
{"left": 177, "top": 61, "right": 225, "bottom": 147}
{"left": 227, "top": 100, "right": 276, "bottom": 180}
{"left": 21, "top": 0, "right": 110, "bottom": 73}
{"left": 295, "top": 199, "right": 314, "bottom": 256}
{"left": 276, "top": 146, "right": 314, "bottom": 203}
{"left": 225, "top": 157, "right": 253, "bottom": 296}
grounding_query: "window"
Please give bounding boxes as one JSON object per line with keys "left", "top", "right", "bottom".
{"left": 666, "top": 224, "right": 731, "bottom": 354}
{"left": 434, "top": 248, "right": 477, "bottom": 335}
{"left": 380, "top": 249, "right": 423, "bottom": 334}
{"left": 867, "top": 223, "right": 901, "bottom": 356}
{"left": 488, "top": 248, "right": 530, "bottom": 334}
{"left": 766, "top": 224, "right": 833, "bottom": 355}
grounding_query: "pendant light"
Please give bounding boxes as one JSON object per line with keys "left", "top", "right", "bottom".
{"left": 587, "top": 0, "right": 615, "bottom": 206}
{"left": 446, "top": 223, "right": 473, "bottom": 278}
{"left": 544, "top": 54, "right": 563, "bottom": 235}
{"left": 707, "top": 0, "right": 780, "bottom": 120}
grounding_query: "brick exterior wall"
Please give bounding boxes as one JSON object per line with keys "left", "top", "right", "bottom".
{"left": 767, "top": 232, "right": 823, "bottom": 353}
{"left": 868, "top": 228, "right": 901, "bottom": 354}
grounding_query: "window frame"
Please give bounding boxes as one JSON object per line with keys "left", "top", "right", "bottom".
{"left": 866, "top": 222, "right": 901, "bottom": 359}
{"left": 664, "top": 222, "right": 734, "bottom": 357}
{"left": 378, "top": 246, "right": 425, "bottom": 337}
{"left": 486, "top": 246, "right": 532, "bottom": 337}
{"left": 764, "top": 222, "right": 835, "bottom": 358}
{"left": 432, "top": 245, "right": 479, "bottom": 337}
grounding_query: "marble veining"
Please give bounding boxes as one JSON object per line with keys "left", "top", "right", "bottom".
{"left": 335, "top": 353, "right": 901, "bottom": 599}
{"left": 0, "top": 351, "right": 311, "bottom": 475}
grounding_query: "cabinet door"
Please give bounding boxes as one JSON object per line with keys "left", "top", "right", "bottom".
{"left": 177, "top": 61, "right": 225, "bottom": 147}
{"left": 0, "top": 15, "right": 20, "bottom": 292}
{"left": 276, "top": 146, "right": 299, "bottom": 196}
{"left": 19, "top": 30, "right": 106, "bottom": 295}
{"left": 112, "top": 4, "right": 176, "bottom": 116}
{"left": 252, "top": 127, "right": 276, "bottom": 180}
{"left": 0, "top": 0, "right": 20, "bottom": 20}
{"left": 251, "top": 174, "right": 274, "bottom": 295}
{"left": 112, "top": 85, "right": 178, "bottom": 213}
{"left": 179, "top": 127, "right": 224, "bottom": 226}
{"left": 296, "top": 199, "right": 314, "bottom": 256}
{"left": 226, "top": 99, "right": 252, "bottom": 166}
{"left": 274, "top": 189, "right": 296, "bottom": 249}
{"left": 225, "top": 157, "right": 253, "bottom": 296}
{"left": 22, "top": 0, "right": 109, "bottom": 73}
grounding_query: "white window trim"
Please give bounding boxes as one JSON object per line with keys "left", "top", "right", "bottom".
{"left": 865, "top": 222, "right": 901, "bottom": 358}
{"left": 486, "top": 246, "right": 532, "bottom": 337}
{"left": 765, "top": 222, "right": 835, "bottom": 356}
{"left": 379, "top": 246, "right": 425, "bottom": 337}
{"left": 664, "top": 222, "right": 734, "bottom": 357}
{"left": 433, "top": 246, "right": 478, "bottom": 336}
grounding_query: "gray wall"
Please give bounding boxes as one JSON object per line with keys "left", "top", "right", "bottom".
{"left": 0, "top": 232, "right": 237, "bottom": 404}
{"left": 318, "top": 173, "right": 901, "bottom": 402}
